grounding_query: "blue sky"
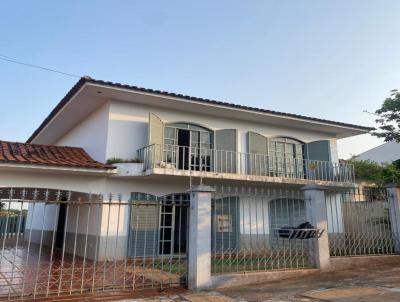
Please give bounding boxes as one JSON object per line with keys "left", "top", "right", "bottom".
{"left": 1, "top": 1, "right": 400, "bottom": 158}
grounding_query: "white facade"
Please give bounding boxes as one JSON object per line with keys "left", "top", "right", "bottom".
{"left": 1, "top": 80, "right": 371, "bottom": 261}
{"left": 54, "top": 98, "right": 340, "bottom": 165}
{"left": 57, "top": 102, "right": 110, "bottom": 162}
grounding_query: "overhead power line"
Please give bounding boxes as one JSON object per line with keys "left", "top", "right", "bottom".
{"left": 0, "top": 54, "right": 81, "bottom": 78}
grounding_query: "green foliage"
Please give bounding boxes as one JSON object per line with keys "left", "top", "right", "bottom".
{"left": 0, "top": 208, "right": 27, "bottom": 217}
{"left": 348, "top": 159, "right": 400, "bottom": 184}
{"left": 106, "top": 157, "right": 143, "bottom": 164}
{"left": 372, "top": 89, "right": 400, "bottom": 142}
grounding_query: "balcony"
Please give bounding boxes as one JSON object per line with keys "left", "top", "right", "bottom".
{"left": 136, "top": 144, "right": 355, "bottom": 186}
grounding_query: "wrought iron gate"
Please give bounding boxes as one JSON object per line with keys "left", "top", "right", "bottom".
{"left": 0, "top": 188, "right": 188, "bottom": 301}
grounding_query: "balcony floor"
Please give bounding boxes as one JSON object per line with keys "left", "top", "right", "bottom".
{"left": 135, "top": 168, "right": 356, "bottom": 188}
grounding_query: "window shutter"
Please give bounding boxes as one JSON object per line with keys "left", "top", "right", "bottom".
{"left": 306, "top": 140, "right": 331, "bottom": 161}
{"left": 305, "top": 140, "right": 332, "bottom": 180}
{"left": 128, "top": 192, "right": 159, "bottom": 257}
{"left": 148, "top": 113, "right": 164, "bottom": 146}
{"left": 248, "top": 132, "right": 268, "bottom": 155}
{"left": 215, "top": 129, "right": 237, "bottom": 173}
{"left": 148, "top": 113, "right": 164, "bottom": 167}
{"left": 247, "top": 132, "right": 268, "bottom": 175}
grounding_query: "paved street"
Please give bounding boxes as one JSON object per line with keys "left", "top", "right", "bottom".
{"left": 119, "top": 264, "right": 400, "bottom": 302}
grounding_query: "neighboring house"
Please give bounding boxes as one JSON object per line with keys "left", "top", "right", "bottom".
{"left": 0, "top": 76, "right": 372, "bottom": 261}
{"left": 356, "top": 141, "right": 400, "bottom": 164}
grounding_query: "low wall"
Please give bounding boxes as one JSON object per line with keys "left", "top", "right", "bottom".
{"left": 210, "top": 269, "right": 320, "bottom": 289}
{"left": 210, "top": 255, "right": 400, "bottom": 289}
{"left": 328, "top": 255, "right": 400, "bottom": 271}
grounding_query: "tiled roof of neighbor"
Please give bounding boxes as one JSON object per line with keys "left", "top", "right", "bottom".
{"left": 0, "top": 140, "right": 114, "bottom": 170}
{"left": 26, "top": 76, "right": 373, "bottom": 143}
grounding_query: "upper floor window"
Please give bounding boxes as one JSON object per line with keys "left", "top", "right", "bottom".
{"left": 163, "top": 122, "right": 214, "bottom": 171}
{"left": 164, "top": 123, "right": 213, "bottom": 149}
{"left": 268, "top": 137, "right": 304, "bottom": 160}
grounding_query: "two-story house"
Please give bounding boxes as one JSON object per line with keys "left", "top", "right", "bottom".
{"left": 0, "top": 77, "right": 372, "bottom": 280}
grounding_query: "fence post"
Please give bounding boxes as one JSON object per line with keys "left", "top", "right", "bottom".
{"left": 301, "top": 185, "right": 330, "bottom": 270}
{"left": 386, "top": 184, "right": 400, "bottom": 252}
{"left": 188, "top": 185, "right": 215, "bottom": 290}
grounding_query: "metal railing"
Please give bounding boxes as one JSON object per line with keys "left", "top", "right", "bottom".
{"left": 326, "top": 187, "right": 398, "bottom": 257}
{"left": 211, "top": 186, "right": 317, "bottom": 274}
{"left": 137, "top": 144, "right": 355, "bottom": 183}
{"left": 0, "top": 188, "right": 188, "bottom": 301}
{"left": 0, "top": 215, "right": 26, "bottom": 239}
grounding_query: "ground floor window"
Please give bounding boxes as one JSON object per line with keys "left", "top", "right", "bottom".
{"left": 269, "top": 198, "right": 306, "bottom": 230}
{"left": 129, "top": 192, "right": 189, "bottom": 257}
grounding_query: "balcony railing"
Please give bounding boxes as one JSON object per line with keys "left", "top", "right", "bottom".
{"left": 137, "top": 144, "right": 355, "bottom": 183}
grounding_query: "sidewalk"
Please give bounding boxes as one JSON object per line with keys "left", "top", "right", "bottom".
{"left": 121, "top": 263, "right": 400, "bottom": 302}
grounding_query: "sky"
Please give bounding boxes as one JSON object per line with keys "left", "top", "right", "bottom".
{"left": 1, "top": 1, "right": 400, "bottom": 159}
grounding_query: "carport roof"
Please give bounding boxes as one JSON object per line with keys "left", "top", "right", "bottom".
{"left": 0, "top": 140, "right": 114, "bottom": 170}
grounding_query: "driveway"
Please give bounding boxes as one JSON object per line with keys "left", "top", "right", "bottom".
{"left": 120, "top": 263, "right": 400, "bottom": 302}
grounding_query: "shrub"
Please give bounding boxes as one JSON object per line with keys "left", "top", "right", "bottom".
{"left": 106, "top": 157, "right": 143, "bottom": 164}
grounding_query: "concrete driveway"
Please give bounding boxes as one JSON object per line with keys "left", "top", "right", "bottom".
{"left": 121, "top": 263, "right": 400, "bottom": 302}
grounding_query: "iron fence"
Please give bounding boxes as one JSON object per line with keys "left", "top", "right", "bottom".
{"left": 0, "top": 188, "right": 188, "bottom": 301}
{"left": 137, "top": 144, "right": 355, "bottom": 183}
{"left": 0, "top": 216, "right": 26, "bottom": 239}
{"left": 211, "top": 186, "right": 318, "bottom": 274}
{"left": 326, "top": 187, "right": 397, "bottom": 257}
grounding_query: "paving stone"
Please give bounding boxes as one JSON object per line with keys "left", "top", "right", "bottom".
{"left": 301, "top": 286, "right": 387, "bottom": 300}
{"left": 182, "top": 291, "right": 238, "bottom": 302}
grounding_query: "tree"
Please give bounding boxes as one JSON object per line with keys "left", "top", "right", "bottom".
{"left": 348, "top": 159, "right": 400, "bottom": 185}
{"left": 372, "top": 89, "right": 400, "bottom": 142}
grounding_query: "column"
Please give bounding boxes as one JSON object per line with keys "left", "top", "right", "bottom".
{"left": 188, "top": 185, "right": 215, "bottom": 290}
{"left": 386, "top": 184, "right": 400, "bottom": 252}
{"left": 301, "top": 184, "right": 331, "bottom": 270}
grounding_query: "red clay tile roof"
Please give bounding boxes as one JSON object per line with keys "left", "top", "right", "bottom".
{"left": 0, "top": 140, "right": 114, "bottom": 170}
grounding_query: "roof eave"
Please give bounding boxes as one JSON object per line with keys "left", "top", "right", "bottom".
{"left": 27, "top": 77, "right": 374, "bottom": 143}
{"left": 0, "top": 162, "right": 116, "bottom": 175}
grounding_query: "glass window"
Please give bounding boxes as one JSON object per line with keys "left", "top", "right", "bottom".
{"left": 268, "top": 137, "right": 305, "bottom": 178}
{"left": 191, "top": 131, "right": 200, "bottom": 148}
{"left": 164, "top": 139, "right": 175, "bottom": 145}
{"left": 164, "top": 127, "right": 176, "bottom": 139}
{"left": 201, "top": 132, "right": 211, "bottom": 144}
{"left": 269, "top": 198, "right": 306, "bottom": 229}
{"left": 168, "top": 122, "right": 210, "bottom": 132}
{"left": 163, "top": 122, "right": 213, "bottom": 172}
{"left": 169, "top": 123, "right": 189, "bottom": 129}
{"left": 269, "top": 137, "right": 304, "bottom": 159}
{"left": 276, "top": 142, "right": 284, "bottom": 155}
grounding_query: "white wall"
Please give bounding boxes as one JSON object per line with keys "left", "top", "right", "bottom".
{"left": 25, "top": 203, "right": 58, "bottom": 231}
{"left": 107, "top": 99, "right": 339, "bottom": 161}
{"left": 107, "top": 112, "right": 148, "bottom": 160}
{"left": 48, "top": 95, "right": 341, "bottom": 166}
{"left": 0, "top": 169, "right": 190, "bottom": 234}
{"left": 56, "top": 102, "right": 110, "bottom": 162}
